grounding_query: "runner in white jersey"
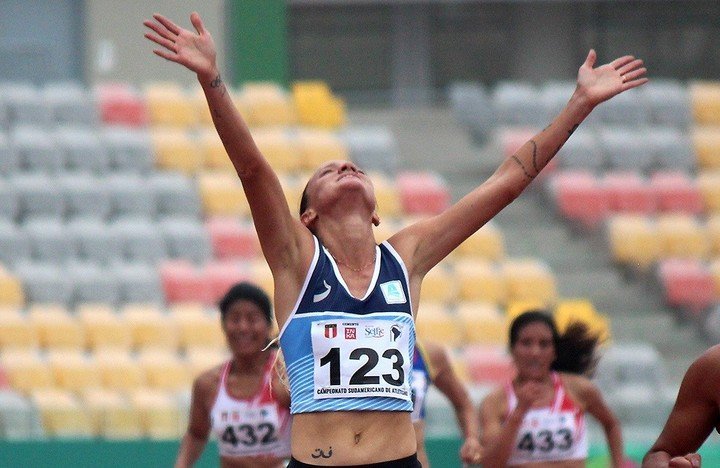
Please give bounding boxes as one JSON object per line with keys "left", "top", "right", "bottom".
{"left": 175, "top": 282, "right": 291, "bottom": 468}
{"left": 144, "top": 13, "right": 647, "bottom": 465}
{"left": 479, "top": 311, "right": 626, "bottom": 468}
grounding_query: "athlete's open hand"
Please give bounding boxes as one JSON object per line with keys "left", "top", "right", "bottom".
{"left": 144, "top": 12, "right": 217, "bottom": 81}
{"left": 575, "top": 49, "right": 648, "bottom": 107}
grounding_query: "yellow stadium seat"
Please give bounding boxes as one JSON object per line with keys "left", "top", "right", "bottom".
{"left": 251, "top": 128, "right": 301, "bottom": 173}
{"left": 279, "top": 172, "right": 305, "bottom": 216}
{"left": 47, "top": 349, "right": 101, "bottom": 392}
{"left": 554, "top": 299, "right": 611, "bottom": 343}
{"left": 80, "top": 388, "right": 143, "bottom": 439}
{"left": 144, "top": 82, "right": 197, "bottom": 128}
{"left": 77, "top": 303, "right": 133, "bottom": 352}
{"left": 137, "top": 349, "right": 191, "bottom": 392}
{"left": 239, "top": 82, "right": 297, "bottom": 127}
{"left": 198, "top": 170, "right": 250, "bottom": 217}
{"left": 198, "top": 127, "right": 234, "bottom": 172}
{"left": 656, "top": 214, "right": 710, "bottom": 260}
{"left": 692, "top": 126, "right": 720, "bottom": 170}
{"left": 95, "top": 348, "right": 145, "bottom": 392}
{"left": 505, "top": 299, "right": 548, "bottom": 323}
{"left": 454, "top": 221, "right": 505, "bottom": 261}
{"left": 1, "top": 348, "right": 53, "bottom": 394}
{"left": 151, "top": 128, "right": 203, "bottom": 175}
{"left": 454, "top": 259, "right": 507, "bottom": 305}
{"left": 172, "top": 308, "right": 225, "bottom": 351}
{"left": 421, "top": 264, "right": 458, "bottom": 303}
{"left": 296, "top": 129, "right": 349, "bottom": 170}
{"left": 414, "top": 302, "right": 463, "bottom": 347}
{"left": 186, "top": 347, "right": 229, "bottom": 377}
{"left": 0, "top": 268, "right": 24, "bottom": 307}
{"left": 501, "top": 259, "right": 557, "bottom": 307}
{"left": 130, "top": 388, "right": 183, "bottom": 439}
{"left": 455, "top": 302, "right": 507, "bottom": 345}
{"left": 248, "top": 259, "right": 275, "bottom": 297}
{"left": 690, "top": 81, "right": 720, "bottom": 126}
{"left": 706, "top": 215, "right": 720, "bottom": 256}
{"left": 121, "top": 304, "right": 179, "bottom": 351}
{"left": 31, "top": 388, "right": 94, "bottom": 437}
{"left": 369, "top": 172, "right": 402, "bottom": 219}
{"left": 697, "top": 171, "right": 720, "bottom": 213}
{"left": 28, "top": 304, "right": 85, "bottom": 351}
{"left": 292, "top": 80, "right": 346, "bottom": 128}
{"left": 373, "top": 218, "right": 402, "bottom": 244}
{"left": 0, "top": 308, "right": 38, "bottom": 350}
{"left": 606, "top": 215, "right": 661, "bottom": 270}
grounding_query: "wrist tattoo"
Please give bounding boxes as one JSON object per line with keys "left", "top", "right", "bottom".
{"left": 210, "top": 74, "right": 222, "bottom": 88}
{"left": 530, "top": 139, "right": 540, "bottom": 173}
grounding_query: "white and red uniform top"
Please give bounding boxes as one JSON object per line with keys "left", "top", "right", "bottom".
{"left": 505, "top": 372, "right": 588, "bottom": 466}
{"left": 210, "top": 351, "right": 292, "bottom": 459}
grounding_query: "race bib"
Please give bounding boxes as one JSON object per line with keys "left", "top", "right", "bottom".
{"left": 218, "top": 403, "right": 285, "bottom": 456}
{"left": 311, "top": 319, "right": 412, "bottom": 401}
{"left": 515, "top": 413, "right": 576, "bottom": 458}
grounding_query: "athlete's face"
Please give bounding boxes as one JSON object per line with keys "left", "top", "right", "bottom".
{"left": 222, "top": 299, "right": 271, "bottom": 356}
{"left": 511, "top": 321, "right": 556, "bottom": 380}
{"left": 301, "top": 160, "right": 377, "bottom": 226}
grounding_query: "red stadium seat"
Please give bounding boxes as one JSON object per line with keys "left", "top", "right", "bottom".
{"left": 658, "top": 258, "right": 716, "bottom": 317}
{"left": 549, "top": 170, "right": 609, "bottom": 229}
{"left": 462, "top": 344, "right": 515, "bottom": 386}
{"left": 650, "top": 171, "right": 704, "bottom": 215}
{"left": 602, "top": 171, "right": 657, "bottom": 214}
{"left": 205, "top": 217, "right": 261, "bottom": 260}
{"left": 159, "top": 260, "right": 214, "bottom": 305}
{"left": 396, "top": 171, "right": 451, "bottom": 215}
{"left": 201, "top": 260, "right": 250, "bottom": 303}
{"left": 95, "top": 83, "right": 149, "bottom": 127}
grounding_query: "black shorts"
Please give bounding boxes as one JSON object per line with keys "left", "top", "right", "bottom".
{"left": 287, "top": 453, "right": 421, "bottom": 468}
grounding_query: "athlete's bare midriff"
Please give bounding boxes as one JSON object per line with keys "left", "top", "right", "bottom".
{"left": 290, "top": 411, "right": 417, "bottom": 465}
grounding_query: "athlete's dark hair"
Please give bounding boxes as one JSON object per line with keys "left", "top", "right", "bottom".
{"left": 218, "top": 281, "right": 273, "bottom": 324}
{"left": 299, "top": 182, "right": 310, "bottom": 217}
{"left": 509, "top": 310, "right": 601, "bottom": 376}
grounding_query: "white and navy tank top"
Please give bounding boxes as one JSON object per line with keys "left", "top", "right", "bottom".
{"left": 410, "top": 342, "right": 434, "bottom": 422}
{"left": 210, "top": 351, "right": 292, "bottom": 459}
{"left": 505, "top": 372, "right": 588, "bottom": 465}
{"left": 278, "top": 235, "right": 415, "bottom": 414}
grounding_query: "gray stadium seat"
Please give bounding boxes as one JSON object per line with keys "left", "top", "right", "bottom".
{"left": 106, "top": 173, "right": 157, "bottom": 219}
{"left": 0, "top": 178, "right": 19, "bottom": 221}
{"left": 59, "top": 172, "right": 112, "bottom": 220}
{"left": 101, "top": 127, "right": 154, "bottom": 173}
{"left": 598, "top": 126, "right": 655, "bottom": 172}
{"left": 647, "top": 126, "right": 695, "bottom": 172}
{"left": 66, "top": 217, "right": 123, "bottom": 265}
{"left": 149, "top": 172, "right": 202, "bottom": 219}
{"left": 22, "top": 217, "right": 78, "bottom": 264}
{"left": 111, "top": 261, "right": 164, "bottom": 304}
{"left": 11, "top": 125, "right": 63, "bottom": 173}
{"left": 158, "top": 217, "right": 212, "bottom": 264}
{"left": 0, "top": 390, "right": 44, "bottom": 439}
{"left": 42, "top": 81, "right": 99, "bottom": 127}
{"left": 12, "top": 173, "right": 64, "bottom": 220}
{"left": 447, "top": 81, "right": 495, "bottom": 144}
{"left": 54, "top": 126, "right": 110, "bottom": 173}
{"left": 492, "top": 81, "right": 546, "bottom": 128}
{"left": 15, "top": 261, "right": 73, "bottom": 305}
{"left": 556, "top": 128, "right": 605, "bottom": 170}
{"left": 0, "top": 83, "right": 52, "bottom": 128}
{"left": 0, "top": 131, "right": 20, "bottom": 175}
{"left": 641, "top": 79, "right": 692, "bottom": 129}
{"left": 0, "top": 219, "right": 30, "bottom": 267}
{"left": 111, "top": 216, "right": 167, "bottom": 264}
{"left": 66, "top": 261, "right": 121, "bottom": 306}
{"left": 594, "top": 342, "right": 666, "bottom": 394}
{"left": 340, "top": 126, "right": 400, "bottom": 175}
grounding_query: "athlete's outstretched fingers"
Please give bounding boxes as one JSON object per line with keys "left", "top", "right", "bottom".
{"left": 152, "top": 14, "right": 181, "bottom": 35}
{"left": 610, "top": 55, "right": 636, "bottom": 70}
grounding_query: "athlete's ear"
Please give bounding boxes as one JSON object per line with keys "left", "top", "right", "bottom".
{"left": 301, "top": 209, "right": 318, "bottom": 228}
{"left": 372, "top": 211, "right": 380, "bottom": 227}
